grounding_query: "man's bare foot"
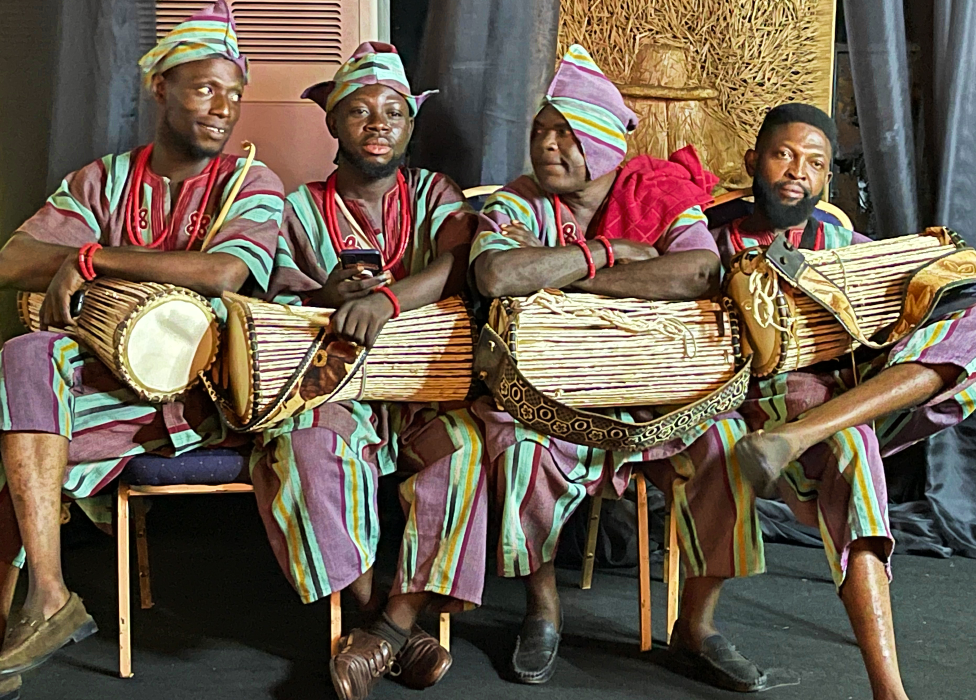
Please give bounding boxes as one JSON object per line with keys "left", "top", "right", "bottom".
{"left": 734, "top": 430, "right": 800, "bottom": 498}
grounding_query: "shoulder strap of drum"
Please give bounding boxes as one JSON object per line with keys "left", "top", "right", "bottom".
{"left": 799, "top": 217, "right": 819, "bottom": 250}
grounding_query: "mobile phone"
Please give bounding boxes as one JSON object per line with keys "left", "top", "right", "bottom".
{"left": 339, "top": 249, "right": 382, "bottom": 278}
{"left": 70, "top": 290, "right": 86, "bottom": 318}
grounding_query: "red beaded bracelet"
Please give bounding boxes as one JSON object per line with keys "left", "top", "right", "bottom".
{"left": 375, "top": 285, "right": 401, "bottom": 319}
{"left": 594, "top": 235, "right": 614, "bottom": 268}
{"left": 574, "top": 240, "right": 596, "bottom": 279}
{"left": 78, "top": 242, "right": 102, "bottom": 281}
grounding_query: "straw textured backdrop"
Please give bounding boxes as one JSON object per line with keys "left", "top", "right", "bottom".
{"left": 558, "top": 0, "right": 836, "bottom": 188}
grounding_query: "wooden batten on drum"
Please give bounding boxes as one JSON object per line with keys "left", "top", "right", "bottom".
{"left": 491, "top": 291, "right": 740, "bottom": 408}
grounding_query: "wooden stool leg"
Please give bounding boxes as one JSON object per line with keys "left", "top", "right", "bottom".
{"left": 117, "top": 484, "right": 133, "bottom": 678}
{"left": 635, "top": 473, "right": 651, "bottom": 652}
{"left": 580, "top": 492, "right": 604, "bottom": 590}
{"left": 132, "top": 497, "right": 154, "bottom": 610}
{"left": 665, "top": 502, "right": 681, "bottom": 643}
{"left": 330, "top": 591, "right": 342, "bottom": 656}
{"left": 439, "top": 613, "right": 450, "bottom": 651}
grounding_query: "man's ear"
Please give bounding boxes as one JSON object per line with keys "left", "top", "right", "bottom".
{"left": 325, "top": 111, "right": 338, "bottom": 139}
{"left": 825, "top": 170, "right": 833, "bottom": 188}
{"left": 744, "top": 148, "right": 757, "bottom": 178}
{"left": 150, "top": 74, "right": 167, "bottom": 105}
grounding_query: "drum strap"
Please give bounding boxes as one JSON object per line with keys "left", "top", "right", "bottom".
{"left": 766, "top": 227, "right": 976, "bottom": 349}
{"left": 799, "top": 217, "right": 819, "bottom": 251}
{"left": 473, "top": 326, "right": 751, "bottom": 453}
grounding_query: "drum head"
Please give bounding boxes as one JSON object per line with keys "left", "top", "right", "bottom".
{"left": 225, "top": 304, "right": 254, "bottom": 419}
{"left": 122, "top": 298, "right": 217, "bottom": 397}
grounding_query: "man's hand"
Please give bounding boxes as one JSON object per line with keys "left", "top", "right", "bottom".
{"left": 329, "top": 292, "right": 396, "bottom": 348}
{"left": 500, "top": 222, "right": 544, "bottom": 248}
{"left": 314, "top": 265, "right": 393, "bottom": 309}
{"left": 609, "top": 239, "right": 659, "bottom": 265}
{"left": 40, "top": 257, "right": 86, "bottom": 329}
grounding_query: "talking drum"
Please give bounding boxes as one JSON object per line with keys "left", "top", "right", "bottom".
{"left": 207, "top": 294, "right": 476, "bottom": 432}
{"left": 725, "top": 227, "right": 976, "bottom": 377}
{"left": 18, "top": 279, "right": 219, "bottom": 402}
{"left": 489, "top": 291, "right": 741, "bottom": 408}
{"left": 474, "top": 290, "right": 751, "bottom": 453}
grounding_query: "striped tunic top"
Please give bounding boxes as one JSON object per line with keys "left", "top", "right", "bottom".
{"left": 470, "top": 174, "right": 718, "bottom": 262}
{"left": 18, "top": 146, "right": 285, "bottom": 292}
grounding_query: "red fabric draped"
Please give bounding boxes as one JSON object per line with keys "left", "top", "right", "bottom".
{"left": 598, "top": 145, "right": 718, "bottom": 244}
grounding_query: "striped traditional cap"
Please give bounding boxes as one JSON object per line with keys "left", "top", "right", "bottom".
{"left": 302, "top": 42, "right": 436, "bottom": 116}
{"left": 138, "top": 0, "right": 249, "bottom": 89}
{"left": 543, "top": 44, "right": 638, "bottom": 179}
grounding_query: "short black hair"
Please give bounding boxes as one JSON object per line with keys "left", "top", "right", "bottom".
{"left": 755, "top": 103, "right": 838, "bottom": 156}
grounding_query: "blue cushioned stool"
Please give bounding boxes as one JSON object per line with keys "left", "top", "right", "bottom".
{"left": 115, "top": 447, "right": 343, "bottom": 678}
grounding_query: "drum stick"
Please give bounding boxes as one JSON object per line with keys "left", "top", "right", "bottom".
{"left": 201, "top": 141, "right": 256, "bottom": 252}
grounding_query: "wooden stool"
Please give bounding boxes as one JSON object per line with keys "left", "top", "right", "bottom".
{"left": 579, "top": 473, "right": 680, "bottom": 650}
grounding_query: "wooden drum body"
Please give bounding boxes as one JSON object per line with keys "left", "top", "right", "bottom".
{"left": 489, "top": 291, "right": 741, "bottom": 409}
{"left": 18, "top": 279, "right": 219, "bottom": 402}
{"left": 209, "top": 293, "right": 475, "bottom": 431}
{"left": 725, "top": 228, "right": 971, "bottom": 377}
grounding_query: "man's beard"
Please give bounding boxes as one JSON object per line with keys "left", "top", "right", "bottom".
{"left": 161, "top": 113, "right": 224, "bottom": 160}
{"left": 752, "top": 171, "right": 822, "bottom": 230}
{"left": 338, "top": 142, "right": 405, "bottom": 180}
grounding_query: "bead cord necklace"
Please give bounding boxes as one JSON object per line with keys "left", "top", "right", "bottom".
{"left": 551, "top": 194, "right": 582, "bottom": 245}
{"left": 323, "top": 169, "right": 412, "bottom": 272}
{"left": 124, "top": 144, "right": 221, "bottom": 251}
{"left": 728, "top": 217, "right": 824, "bottom": 253}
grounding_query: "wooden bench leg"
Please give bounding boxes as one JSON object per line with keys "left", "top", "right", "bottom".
{"left": 635, "top": 473, "right": 651, "bottom": 652}
{"left": 117, "top": 484, "right": 133, "bottom": 678}
{"left": 330, "top": 591, "right": 342, "bottom": 656}
{"left": 665, "top": 502, "right": 680, "bottom": 643}
{"left": 439, "top": 613, "right": 450, "bottom": 651}
{"left": 132, "top": 497, "right": 154, "bottom": 610}
{"left": 580, "top": 492, "right": 604, "bottom": 590}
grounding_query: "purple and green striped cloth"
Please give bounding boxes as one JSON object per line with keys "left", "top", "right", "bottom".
{"left": 138, "top": 0, "right": 249, "bottom": 88}
{"left": 301, "top": 41, "right": 436, "bottom": 116}
{"left": 544, "top": 44, "right": 638, "bottom": 180}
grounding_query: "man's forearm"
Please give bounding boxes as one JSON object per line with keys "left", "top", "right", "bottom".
{"left": 92, "top": 248, "right": 250, "bottom": 297}
{"left": 388, "top": 250, "right": 466, "bottom": 312}
{"left": 0, "top": 234, "right": 75, "bottom": 291}
{"left": 475, "top": 243, "right": 609, "bottom": 298}
{"left": 570, "top": 251, "right": 721, "bottom": 301}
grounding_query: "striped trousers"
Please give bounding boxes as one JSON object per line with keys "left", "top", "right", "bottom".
{"left": 742, "top": 307, "right": 976, "bottom": 587}
{"left": 250, "top": 401, "right": 487, "bottom": 609}
{"left": 0, "top": 331, "right": 226, "bottom": 567}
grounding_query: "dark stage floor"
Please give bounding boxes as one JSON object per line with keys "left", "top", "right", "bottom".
{"left": 10, "top": 495, "right": 975, "bottom": 700}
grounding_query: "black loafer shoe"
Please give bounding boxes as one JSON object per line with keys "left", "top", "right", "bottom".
{"left": 511, "top": 614, "right": 562, "bottom": 685}
{"left": 669, "top": 628, "right": 766, "bottom": 692}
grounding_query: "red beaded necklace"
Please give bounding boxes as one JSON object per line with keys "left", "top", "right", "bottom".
{"left": 323, "top": 169, "right": 412, "bottom": 272}
{"left": 551, "top": 194, "right": 582, "bottom": 246}
{"left": 124, "top": 144, "right": 221, "bottom": 251}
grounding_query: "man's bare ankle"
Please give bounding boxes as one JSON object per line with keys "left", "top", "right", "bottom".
{"left": 24, "top": 585, "right": 70, "bottom": 621}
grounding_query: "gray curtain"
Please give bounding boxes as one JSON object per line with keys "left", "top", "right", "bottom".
{"left": 762, "top": 1, "right": 976, "bottom": 559}
{"left": 46, "top": 0, "right": 155, "bottom": 191}
{"left": 411, "top": 0, "right": 560, "bottom": 189}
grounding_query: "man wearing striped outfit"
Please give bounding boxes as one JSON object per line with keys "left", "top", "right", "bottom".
{"left": 254, "top": 43, "right": 489, "bottom": 700}
{"left": 0, "top": 3, "right": 283, "bottom": 696}
{"left": 470, "top": 45, "right": 768, "bottom": 690}
{"left": 713, "top": 103, "right": 976, "bottom": 700}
